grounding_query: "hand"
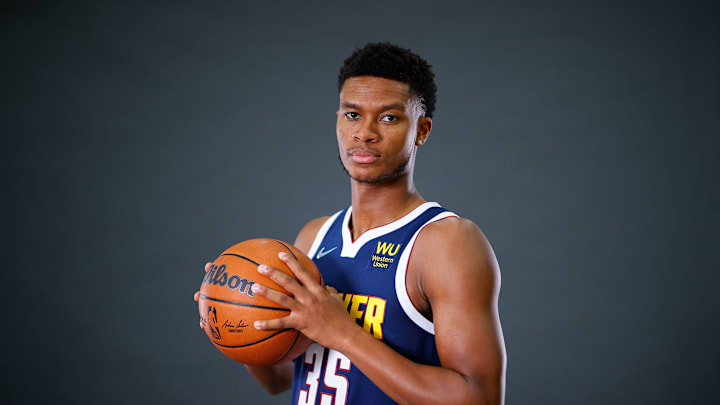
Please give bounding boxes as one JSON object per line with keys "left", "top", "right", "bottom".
{"left": 251, "top": 251, "right": 357, "bottom": 350}
{"left": 194, "top": 262, "right": 213, "bottom": 328}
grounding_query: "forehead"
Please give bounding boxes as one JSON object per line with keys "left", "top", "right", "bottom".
{"left": 339, "top": 76, "right": 412, "bottom": 107}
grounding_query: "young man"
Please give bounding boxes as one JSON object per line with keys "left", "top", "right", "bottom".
{"left": 202, "top": 42, "right": 506, "bottom": 404}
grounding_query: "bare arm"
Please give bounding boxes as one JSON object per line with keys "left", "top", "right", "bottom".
{"left": 244, "top": 216, "right": 329, "bottom": 395}
{"left": 253, "top": 217, "right": 506, "bottom": 404}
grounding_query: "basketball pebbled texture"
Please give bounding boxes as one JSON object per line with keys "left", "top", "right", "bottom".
{"left": 198, "top": 238, "right": 324, "bottom": 366}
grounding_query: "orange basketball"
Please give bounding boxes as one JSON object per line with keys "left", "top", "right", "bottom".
{"left": 198, "top": 238, "right": 324, "bottom": 366}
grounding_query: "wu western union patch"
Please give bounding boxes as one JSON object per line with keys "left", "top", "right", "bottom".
{"left": 367, "top": 241, "right": 402, "bottom": 270}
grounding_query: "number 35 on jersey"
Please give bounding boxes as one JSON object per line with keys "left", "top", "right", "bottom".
{"left": 297, "top": 343, "right": 351, "bottom": 405}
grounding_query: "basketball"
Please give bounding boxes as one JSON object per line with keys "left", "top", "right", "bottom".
{"left": 198, "top": 238, "right": 324, "bottom": 366}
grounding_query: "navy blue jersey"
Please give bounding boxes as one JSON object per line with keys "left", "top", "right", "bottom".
{"left": 291, "top": 202, "right": 458, "bottom": 405}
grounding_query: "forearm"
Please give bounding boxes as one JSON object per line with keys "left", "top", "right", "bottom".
{"left": 245, "top": 362, "right": 293, "bottom": 395}
{"left": 336, "top": 325, "right": 498, "bottom": 405}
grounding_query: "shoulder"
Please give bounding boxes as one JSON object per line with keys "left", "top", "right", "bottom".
{"left": 293, "top": 216, "right": 331, "bottom": 255}
{"left": 413, "top": 216, "right": 500, "bottom": 300}
{"left": 416, "top": 216, "right": 493, "bottom": 257}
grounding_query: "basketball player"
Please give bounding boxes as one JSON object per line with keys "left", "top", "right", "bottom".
{"left": 199, "top": 42, "right": 506, "bottom": 404}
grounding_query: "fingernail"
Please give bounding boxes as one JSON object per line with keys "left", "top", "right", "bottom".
{"left": 258, "top": 265, "right": 269, "bottom": 273}
{"left": 252, "top": 284, "right": 263, "bottom": 294}
{"left": 254, "top": 321, "right": 263, "bottom": 329}
{"left": 278, "top": 252, "right": 289, "bottom": 260}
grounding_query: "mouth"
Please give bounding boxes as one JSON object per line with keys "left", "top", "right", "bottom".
{"left": 349, "top": 149, "right": 381, "bottom": 164}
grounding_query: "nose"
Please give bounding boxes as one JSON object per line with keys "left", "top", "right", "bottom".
{"left": 353, "top": 119, "right": 379, "bottom": 143}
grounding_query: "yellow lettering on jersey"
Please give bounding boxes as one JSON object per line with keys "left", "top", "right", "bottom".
{"left": 340, "top": 292, "right": 352, "bottom": 309}
{"left": 348, "top": 294, "right": 368, "bottom": 323}
{"left": 363, "top": 297, "right": 386, "bottom": 339}
{"left": 376, "top": 241, "right": 402, "bottom": 256}
{"left": 339, "top": 293, "right": 386, "bottom": 340}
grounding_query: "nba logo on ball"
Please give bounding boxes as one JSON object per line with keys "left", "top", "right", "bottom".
{"left": 197, "top": 238, "right": 324, "bottom": 366}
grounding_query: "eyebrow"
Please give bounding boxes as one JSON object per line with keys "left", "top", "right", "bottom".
{"left": 341, "top": 102, "right": 406, "bottom": 111}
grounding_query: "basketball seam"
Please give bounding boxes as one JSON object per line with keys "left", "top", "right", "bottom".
{"left": 270, "top": 330, "right": 301, "bottom": 366}
{"left": 199, "top": 294, "right": 290, "bottom": 312}
{"left": 211, "top": 328, "right": 293, "bottom": 348}
{"left": 273, "top": 239, "right": 298, "bottom": 261}
{"left": 220, "top": 253, "right": 260, "bottom": 265}
{"left": 273, "top": 239, "right": 325, "bottom": 286}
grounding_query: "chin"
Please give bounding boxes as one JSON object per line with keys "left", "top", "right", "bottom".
{"left": 339, "top": 154, "right": 407, "bottom": 184}
{"left": 351, "top": 169, "right": 405, "bottom": 185}
{"left": 348, "top": 169, "right": 379, "bottom": 182}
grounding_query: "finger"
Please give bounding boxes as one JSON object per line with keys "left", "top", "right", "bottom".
{"left": 251, "top": 282, "right": 298, "bottom": 310}
{"left": 278, "top": 251, "right": 321, "bottom": 291}
{"left": 204, "top": 262, "right": 212, "bottom": 272}
{"left": 325, "top": 285, "right": 344, "bottom": 303}
{"left": 258, "top": 264, "right": 304, "bottom": 296}
{"left": 193, "top": 291, "right": 200, "bottom": 302}
{"left": 254, "top": 315, "right": 293, "bottom": 331}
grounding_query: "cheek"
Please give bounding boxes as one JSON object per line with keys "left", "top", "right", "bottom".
{"left": 404, "top": 131, "right": 416, "bottom": 147}
{"left": 390, "top": 127, "right": 414, "bottom": 149}
{"left": 336, "top": 125, "right": 352, "bottom": 157}
{"left": 336, "top": 120, "right": 351, "bottom": 140}
{"left": 336, "top": 126, "right": 347, "bottom": 149}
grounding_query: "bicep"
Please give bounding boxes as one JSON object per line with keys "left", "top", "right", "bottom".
{"left": 433, "top": 284, "right": 505, "bottom": 382}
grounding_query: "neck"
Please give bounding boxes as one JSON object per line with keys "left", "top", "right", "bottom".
{"left": 348, "top": 172, "right": 426, "bottom": 241}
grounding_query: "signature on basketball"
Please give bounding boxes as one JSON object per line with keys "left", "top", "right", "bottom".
{"left": 223, "top": 319, "right": 249, "bottom": 333}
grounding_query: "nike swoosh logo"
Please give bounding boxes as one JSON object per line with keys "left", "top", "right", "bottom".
{"left": 316, "top": 246, "right": 337, "bottom": 260}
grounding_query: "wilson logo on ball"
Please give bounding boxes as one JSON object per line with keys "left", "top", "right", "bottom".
{"left": 202, "top": 264, "right": 256, "bottom": 297}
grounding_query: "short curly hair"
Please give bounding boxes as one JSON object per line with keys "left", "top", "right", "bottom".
{"left": 338, "top": 42, "right": 437, "bottom": 118}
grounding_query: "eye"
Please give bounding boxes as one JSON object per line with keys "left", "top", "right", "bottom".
{"left": 344, "top": 112, "right": 360, "bottom": 120}
{"left": 380, "top": 115, "right": 398, "bottom": 123}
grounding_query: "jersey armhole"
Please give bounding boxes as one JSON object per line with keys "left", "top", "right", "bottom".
{"left": 307, "top": 210, "right": 343, "bottom": 259}
{"left": 394, "top": 211, "right": 459, "bottom": 335}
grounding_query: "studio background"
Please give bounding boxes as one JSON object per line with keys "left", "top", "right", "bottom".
{"left": 3, "top": 1, "right": 718, "bottom": 404}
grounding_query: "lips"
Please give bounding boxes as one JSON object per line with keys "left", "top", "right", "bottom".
{"left": 349, "top": 149, "right": 381, "bottom": 164}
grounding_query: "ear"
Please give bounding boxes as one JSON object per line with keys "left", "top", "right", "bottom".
{"left": 415, "top": 117, "right": 432, "bottom": 146}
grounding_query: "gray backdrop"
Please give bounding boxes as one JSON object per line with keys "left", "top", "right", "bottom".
{"left": 2, "top": 1, "right": 718, "bottom": 404}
